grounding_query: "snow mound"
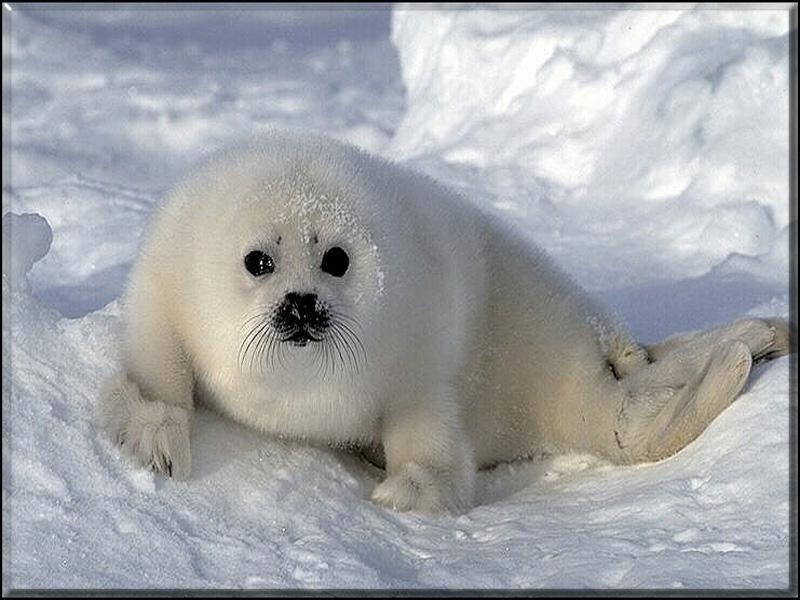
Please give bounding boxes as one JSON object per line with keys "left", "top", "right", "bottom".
{"left": 2, "top": 212, "right": 53, "bottom": 292}
{"left": 6, "top": 176, "right": 153, "bottom": 318}
{"left": 4, "top": 269, "right": 792, "bottom": 588}
{"left": 388, "top": 6, "right": 790, "bottom": 289}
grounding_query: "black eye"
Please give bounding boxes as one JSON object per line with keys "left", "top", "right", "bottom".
{"left": 321, "top": 246, "right": 349, "bottom": 277}
{"left": 244, "top": 251, "right": 274, "bottom": 277}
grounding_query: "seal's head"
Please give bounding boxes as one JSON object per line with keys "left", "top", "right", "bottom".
{"left": 183, "top": 136, "right": 386, "bottom": 383}
{"left": 236, "top": 217, "right": 373, "bottom": 380}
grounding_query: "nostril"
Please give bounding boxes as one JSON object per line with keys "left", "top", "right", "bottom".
{"left": 285, "top": 292, "right": 301, "bottom": 305}
{"left": 300, "top": 293, "right": 318, "bottom": 312}
{"left": 284, "top": 292, "right": 318, "bottom": 318}
{"left": 285, "top": 291, "right": 316, "bottom": 303}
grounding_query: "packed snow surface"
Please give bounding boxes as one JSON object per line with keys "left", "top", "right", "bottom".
{"left": 3, "top": 4, "right": 793, "bottom": 591}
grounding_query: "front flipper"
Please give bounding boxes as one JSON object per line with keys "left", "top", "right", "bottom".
{"left": 99, "top": 374, "right": 193, "bottom": 480}
{"left": 371, "top": 387, "right": 475, "bottom": 514}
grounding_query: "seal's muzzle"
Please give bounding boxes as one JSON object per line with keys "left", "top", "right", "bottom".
{"left": 274, "top": 292, "right": 329, "bottom": 345}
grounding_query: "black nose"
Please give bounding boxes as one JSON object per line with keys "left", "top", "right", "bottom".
{"left": 275, "top": 292, "right": 328, "bottom": 344}
{"left": 284, "top": 292, "right": 318, "bottom": 319}
{"left": 276, "top": 292, "right": 328, "bottom": 340}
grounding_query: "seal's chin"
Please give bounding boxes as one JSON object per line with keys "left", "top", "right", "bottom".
{"left": 283, "top": 330, "right": 324, "bottom": 347}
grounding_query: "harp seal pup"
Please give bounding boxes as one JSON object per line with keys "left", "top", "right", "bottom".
{"left": 99, "top": 130, "right": 791, "bottom": 513}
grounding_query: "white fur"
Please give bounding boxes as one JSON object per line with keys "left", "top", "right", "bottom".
{"left": 98, "top": 130, "right": 791, "bottom": 513}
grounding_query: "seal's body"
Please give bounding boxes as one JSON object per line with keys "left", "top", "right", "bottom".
{"left": 100, "top": 131, "right": 790, "bottom": 513}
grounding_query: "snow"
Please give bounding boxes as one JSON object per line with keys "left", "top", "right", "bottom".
{"left": 3, "top": 4, "right": 793, "bottom": 592}
{"left": 388, "top": 5, "right": 791, "bottom": 295}
{"left": 2, "top": 211, "right": 52, "bottom": 290}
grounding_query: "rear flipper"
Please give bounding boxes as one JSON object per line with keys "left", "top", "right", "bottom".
{"left": 644, "top": 317, "right": 790, "bottom": 364}
{"left": 753, "top": 317, "right": 791, "bottom": 363}
{"left": 612, "top": 317, "right": 790, "bottom": 464}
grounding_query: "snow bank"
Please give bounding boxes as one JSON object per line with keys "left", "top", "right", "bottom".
{"left": 388, "top": 6, "right": 791, "bottom": 290}
{"left": 2, "top": 212, "right": 53, "bottom": 292}
{"left": 6, "top": 176, "right": 153, "bottom": 318}
{"left": 4, "top": 250, "right": 792, "bottom": 588}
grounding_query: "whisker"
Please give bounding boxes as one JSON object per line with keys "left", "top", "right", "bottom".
{"left": 326, "top": 336, "right": 336, "bottom": 378}
{"left": 239, "top": 305, "right": 367, "bottom": 379}
{"left": 247, "top": 320, "right": 272, "bottom": 374}
{"left": 339, "top": 327, "right": 359, "bottom": 375}
{"left": 240, "top": 312, "right": 268, "bottom": 329}
{"left": 239, "top": 320, "right": 267, "bottom": 370}
{"left": 277, "top": 338, "right": 288, "bottom": 371}
{"left": 335, "top": 319, "right": 367, "bottom": 368}
{"left": 314, "top": 341, "right": 323, "bottom": 379}
{"left": 329, "top": 324, "right": 348, "bottom": 369}
{"left": 331, "top": 310, "right": 367, "bottom": 354}
{"left": 331, "top": 309, "right": 363, "bottom": 333}
{"left": 330, "top": 321, "right": 361, "bottom": 377}
{"left": 267, "top": 328, "right": 279, "bottom": 372}
{"left": 255, "top": 326, "right": 274, "bottom": 376}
